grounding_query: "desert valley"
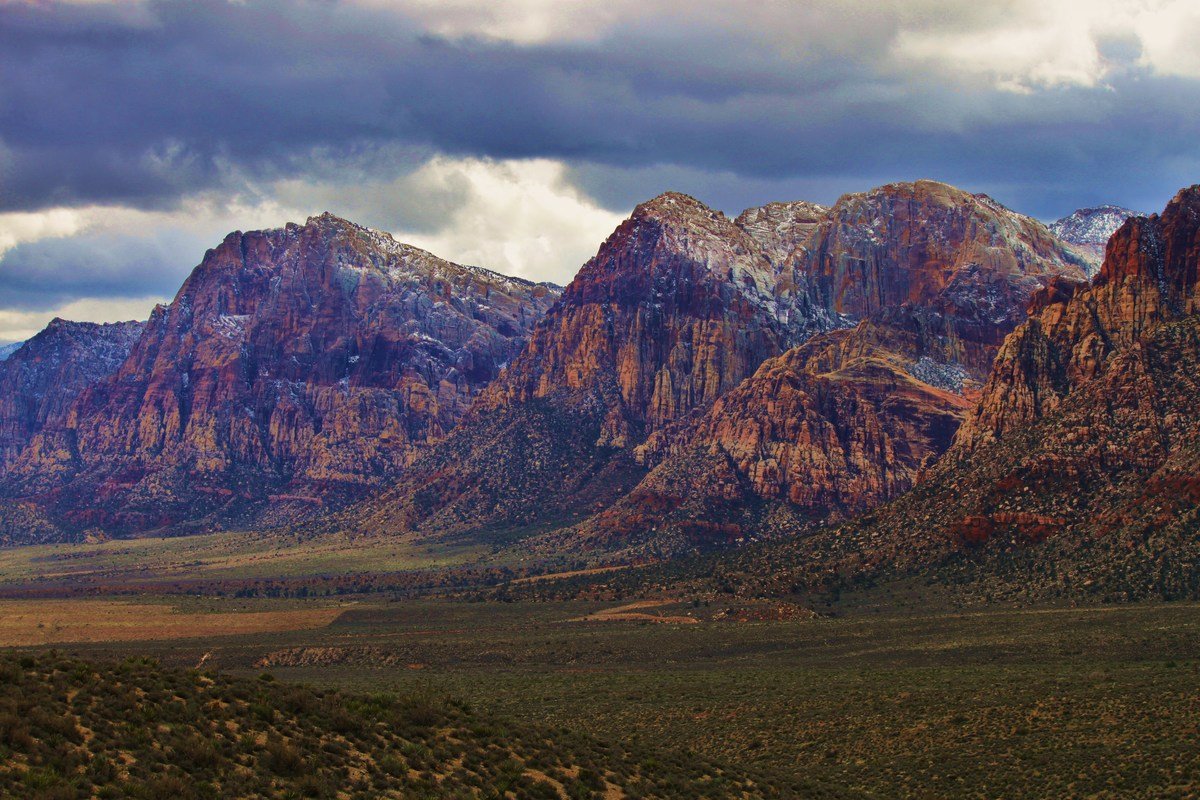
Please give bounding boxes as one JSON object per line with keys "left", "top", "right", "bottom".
{"left": 3, "top": 1, "right": 1200, "bottom": 798}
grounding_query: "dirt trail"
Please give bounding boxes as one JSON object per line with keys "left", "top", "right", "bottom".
{"left": 571, "top": 599, "right": 698, "bottom": 624}
{"left": 512, "top": 564, "right": 633, "bottom": 584}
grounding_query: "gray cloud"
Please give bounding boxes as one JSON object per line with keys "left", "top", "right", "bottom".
{"left": 1, "top": 0, "right": 1198, "bottom": 223}
{"left": 5, "top": 0, "right": 1200, "bottom": 342}
{"left": 0, "top": 228, "right": 202, "bottom": 310}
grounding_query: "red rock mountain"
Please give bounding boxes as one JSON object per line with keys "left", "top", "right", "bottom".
{"left": 762, "top": 185, "right": 1200, "bottom": 601}
{"left": 475, "top": 192, "right": 839, "bottom": 442}
{"left": 1, "top": 214, "right": 559, "bottom": 535}
{"left": 348, "top": 192, "right": 838, "bottom": 536}
{"left": 350, "top": 181, "right": 1088, "bottom": 548}
{"left": 563, "top": 183, "right": 1088, "bottom": 552}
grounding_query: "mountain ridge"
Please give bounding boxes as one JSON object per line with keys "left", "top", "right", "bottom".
{"left": 0, "top": 213, "right": 561, "bottom": 536}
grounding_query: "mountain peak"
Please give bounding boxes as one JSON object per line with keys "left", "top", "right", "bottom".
{"left": 303, "top": 210, "right": 351, "bottom": 227}
{"left": 734, "top": 200, "right": 829, "bottom": 263}
{"left": 1096, "top": 184, "right": 1200, "bottom": 297}
{"left": 630, "top": 192, "right": 724, "bottom": 225}
{"left": 1050, "top": 204, "right": 1142, "bottom": 247}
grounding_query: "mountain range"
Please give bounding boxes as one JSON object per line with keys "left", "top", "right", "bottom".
{"left": 5, "top": 179, "right": 1191, "bottom": 603}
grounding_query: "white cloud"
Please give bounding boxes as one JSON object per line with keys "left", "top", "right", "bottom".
{"left": 0, "top": 209, "right": 91, "bottom": 257}
{"left": 389, "top": 158, "right": 624, "bottom": 284}
{"left": 358, "top": 0, "right": 633, "bottom": 44}
{"left": 892, "top": 0, "right": 1200, "bottom": 91}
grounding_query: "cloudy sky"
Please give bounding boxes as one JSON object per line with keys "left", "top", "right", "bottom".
{"left": 2, "top": 0, "right": 1200, "bottom": 342}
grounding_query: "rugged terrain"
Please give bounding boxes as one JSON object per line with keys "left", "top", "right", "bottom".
{"left": 568, "top": 183, "right": 1088, "bottom": 552}
{"left": 0, "top": 182, "right": 1124, "bottom": 553}
{"left": 1050, "top": 204, "right": 1141, "bottom": 275}
{"left": 0, "top": 214, "right": 559, "bottom": 537}
{"left": 662, "top": 185, "right": 1200, "bottom": 602}
{"left": 0, "top": 319, "right": 143, "bottom": 476}
{"left": 355, "top": 181, "right": 1087, "bottom": 553}
{"left": 348, "top": 191, "right": 842, "bottom": 539}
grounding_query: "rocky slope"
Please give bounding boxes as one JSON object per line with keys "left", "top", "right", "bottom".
{"left": 734, "top": 185, "right": 1200, "bottom": 602}
{"left": 349, "top": 192, "right": 837, "bottom": 536}
{"left": 1050, "top": 204, "right": 1141, "bottom": 275}
{"left": 1, "top": 214, "right": 559, "bottom": 535}
{"left": 558, "top": 184, "right": 1086, "bottom": 552}
{"left": 0, "top": 319, "right": 143, "bottom": 477}
{"left": 0, "top": 342, "right": 22, "bottom": 361}
{"left": 351, "top": 182, "right": 1088, "bottom": 549}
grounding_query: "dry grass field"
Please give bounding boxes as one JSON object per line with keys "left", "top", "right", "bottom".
{"left": 0, "top": 598, "right": 348, "bottom": 646}
{"left": 0, "top": 529, "right": 483, "bottom": 587}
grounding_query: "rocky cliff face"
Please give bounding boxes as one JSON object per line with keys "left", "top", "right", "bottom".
{"left": 350, "top": 193, "right": 836, "bottom": 536}
{"left": 352, "top": 182, "right": 1087, "bottom": 548}
{"left": 3, "top": 214, "right": 559, "bottom": 534}
{"left": 1049, "top": 205, "right": 1141, "bottom": 276}
{"left": 560, "top": 184, "right": 1087, "bottom": 552}
{"left": 0, "top": 319, "right": 143, "bottom": 478}
{"left": 475, "top": 192, "right": 839, "bottom": 444}
{"left": 806, "top": 181, "right": 1089, "bottom": 375}
{"left": 760, "top": 185, "right": 1200, "bottom": 602}
{"left": 956, "top": 190, "right": 1197, "bottom": 451}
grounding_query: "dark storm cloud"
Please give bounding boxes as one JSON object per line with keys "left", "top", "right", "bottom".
{"left": 3, "top": 0, "right": 1198, "bottom": 221}
{"left": 0, "top": 229, "right": 204, "bottom": 310}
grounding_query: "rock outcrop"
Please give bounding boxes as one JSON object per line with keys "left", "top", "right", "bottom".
{"left": 349, "top": 192, "right": 836, "bottom": 536}
{"left": 956, "top": 191, "right": 1197, "bottom": 451}
{"left": 560, "top": 184, "right": 1086, "bottom": 552}
{"left": 767, "top": 185, "right": 1200, "bottom": 601}
{"left": 2, "top": 214, "right": 559, "bottom": 534}
{"left": 805, "top": 182, "right": 1090, "bottom": 376}
{"left": 475, "top": 192, "right": 838, "bottom": 441}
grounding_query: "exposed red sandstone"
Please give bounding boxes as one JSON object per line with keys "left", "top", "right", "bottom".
{"left": 352, "top": 183, "right": 1087, "bottom": 547}
{"left": 2, "top": 214, "right": 559, "bottom": 533}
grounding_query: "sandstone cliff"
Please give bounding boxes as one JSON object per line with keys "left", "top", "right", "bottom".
{"left": 556, "top": 184, "right": 1086, "bottom": 553}
{"left": 2, "top": 214, "right": 559, "bottom": 534}
{"left": 748, "top": 185, "right": 1200, "bottom": 602}
{"left": 350, "top": 182, "right": 1087, "bottom": 548}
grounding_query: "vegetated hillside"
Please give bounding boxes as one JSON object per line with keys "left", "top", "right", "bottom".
{"left": 0, "top": 651, "right": 846, "bottom": 800}
{"left": 1, "top": 214, "right": 559, "bottom": 540}
{"left": 346, "top": 181, "right": 1087, "bottom": 553}
{"left": 635, "top": 184, "right": 1200, "bottom": 604}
